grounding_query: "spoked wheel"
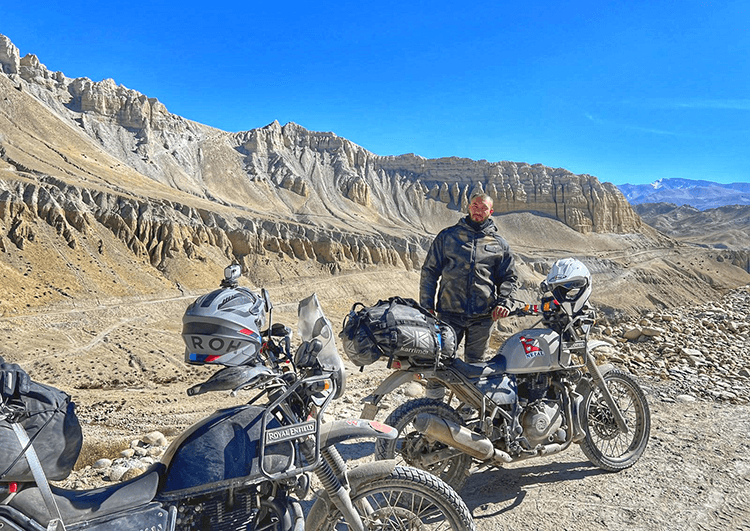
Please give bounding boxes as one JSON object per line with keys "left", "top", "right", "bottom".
{"left": 309, "top": 465, "right": 475, "bottom": 531}
{"left": 374, "top": 398, "right": 472, "bottom": 492}
{"left": 580, "top": 368, "right": 651, "bottom": 471}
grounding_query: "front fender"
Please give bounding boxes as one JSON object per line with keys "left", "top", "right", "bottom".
{"left": 305, "top": 460, "right": 398, "bottom": 527}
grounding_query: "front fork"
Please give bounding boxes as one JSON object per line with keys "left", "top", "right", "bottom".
{"left": 586, "top": 357, "right": 629, "bottom": 434}
{"left": 302, "top": 441, "right": 365, "bottom": 531}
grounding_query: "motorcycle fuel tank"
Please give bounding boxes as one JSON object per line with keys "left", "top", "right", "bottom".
{"left": 160, "top": 404, "right": 294, "bottom": 497}
{"left": 496, "top": 328, "right": 563, "bottom": 374}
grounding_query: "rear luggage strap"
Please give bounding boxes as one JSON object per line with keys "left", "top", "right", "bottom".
{"left": 12, "top": 423, "right": 67, "bottom": 531}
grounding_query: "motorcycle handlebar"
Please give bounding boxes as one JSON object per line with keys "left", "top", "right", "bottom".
{"left": 509, "top": 299, "right": 560, "bottom": 317}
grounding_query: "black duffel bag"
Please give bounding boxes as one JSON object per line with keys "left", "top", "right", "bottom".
{"left": 340, "top": 296, "right": 456, "bottom": 368}
{"left": 0, "top": 380, "right": 83, "bottom": 482}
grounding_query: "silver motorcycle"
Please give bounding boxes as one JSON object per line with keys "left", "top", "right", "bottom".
{"left": 358, "top": 258, "right": 651, "bottom": 491}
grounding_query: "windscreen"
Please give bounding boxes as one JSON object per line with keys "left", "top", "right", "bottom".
{"left": 297, "top": 293, "right": 346, "bottom": 397}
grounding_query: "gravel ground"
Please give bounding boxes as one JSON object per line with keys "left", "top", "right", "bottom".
{"left": 53, "top": 370, "right": 750, "bottom": 531}
{"left": 5, "top": 291, "right": 750, "bottom": 531}
{"left": 323, "top": 373, "right": 750, "bottom": 531}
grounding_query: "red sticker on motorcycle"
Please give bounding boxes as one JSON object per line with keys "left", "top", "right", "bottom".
{"left": 519, "top": 336, "right": 543, "bottom": 358}
{"left": 368, "top": 421, "right": 394, "bottom": 434}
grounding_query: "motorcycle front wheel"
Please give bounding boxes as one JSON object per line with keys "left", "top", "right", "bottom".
{"left": 308, "top": 465, "right": 476, "bottom": 531}
{"left": 375, "top": 398, "right": 472, "bottom": 492}
{"left": 580, "top": 368, "right": 651, "bottom": 471}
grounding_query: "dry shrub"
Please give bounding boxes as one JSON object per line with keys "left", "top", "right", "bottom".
{"left": 73, "top": 437, "right": 131, "bottom": 470}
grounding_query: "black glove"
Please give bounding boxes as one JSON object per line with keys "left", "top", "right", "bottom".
{"left": 0, "top": 359, "right": 31, "bottom": 397}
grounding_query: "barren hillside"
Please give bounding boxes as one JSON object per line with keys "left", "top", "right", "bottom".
{"left": 635, "top": 203, "right": 750, "bottom": 251}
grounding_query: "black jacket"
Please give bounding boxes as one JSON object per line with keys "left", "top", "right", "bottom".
{"left": 420, "top": 216, "right": 518, "bottom": 317}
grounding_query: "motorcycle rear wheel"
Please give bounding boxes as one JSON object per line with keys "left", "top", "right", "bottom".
{"left": 308, "top": 465, "right": 476, "bottom": 531}
{"left": 375, "top": 398, "right": 472, "bottom": 492}
{"left": 580, "top": 369, "right": 651, "bottom": 471}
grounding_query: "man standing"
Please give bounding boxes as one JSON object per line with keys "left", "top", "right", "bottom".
{"left": 420, "top": 193, "right": 518, "bottom": 365}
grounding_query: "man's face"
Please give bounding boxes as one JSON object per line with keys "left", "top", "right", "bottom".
{"left": 469, "top": 197, "right": 493, "bottom": 223}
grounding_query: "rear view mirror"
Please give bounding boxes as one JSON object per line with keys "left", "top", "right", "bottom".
{"left": 261, "top": 288, "right": 273, "bottom": 312}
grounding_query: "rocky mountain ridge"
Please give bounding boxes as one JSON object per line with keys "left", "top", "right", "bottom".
{"left": 1, "top": 34, "right": 640, "bottom": 236}
{"left": 1, "top": 33, "right": 749, "bottom": 319}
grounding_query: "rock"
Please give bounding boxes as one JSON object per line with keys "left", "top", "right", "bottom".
{"left": 120, "top": 467, "right": 147, "bottom": 482}
{"left": 623, "top": 327, "right": 643, "bottom": 340}
{"left": 0, "top": 35, "right": 20, "bottom": 75}
{"left": 680, "top": 348, "right": 703, "bottom": 358}
{"left": 92, "top": 458, "right": 112, "bottom": 469}
{"left": 676, "top": 394, "right": 697, "bottom": 403}
{"left": 142, "top": 431, "right": 167, "bottom": 447}
{"left": 147, "top": 447, "right": 164, "bottom": 457}
{"left": 109, "top": 466, "right": 129, "bottom": 482}
{"left": 404, "top": 382, "right": 423, "bottom": 397}
{"left": 641, "top": 326, "right": 665, "bottom": 337}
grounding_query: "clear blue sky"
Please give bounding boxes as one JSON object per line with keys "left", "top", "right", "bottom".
{"left": 3, "top": 1, "right": 748, "bottom": 185}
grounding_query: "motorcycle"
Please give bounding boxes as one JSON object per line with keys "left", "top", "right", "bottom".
{"left": 0, "top": 265, "right": 475, "bottom": 531}
{"left": 355, "top": 258, "right": 651, "bottom": 491}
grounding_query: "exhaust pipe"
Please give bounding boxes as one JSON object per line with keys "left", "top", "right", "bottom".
{"left": 413, "top": 413, "right": 512, "bottom": 465}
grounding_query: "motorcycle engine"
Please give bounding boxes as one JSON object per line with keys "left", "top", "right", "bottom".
{"left": 520, "top": 400, "right": 566, "bottom": 447}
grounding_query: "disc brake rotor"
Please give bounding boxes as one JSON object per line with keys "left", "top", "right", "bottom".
{"left": 590, "top": 399, "right": 620, "bottom": 440}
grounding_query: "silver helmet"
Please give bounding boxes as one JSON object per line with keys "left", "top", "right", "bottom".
{"left": 182, "top": 268, "right": 266, "bottom": 366}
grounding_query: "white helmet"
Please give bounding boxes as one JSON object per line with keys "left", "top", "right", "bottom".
{"left": 543, "top": 258, "right": 592, "bottom": 315}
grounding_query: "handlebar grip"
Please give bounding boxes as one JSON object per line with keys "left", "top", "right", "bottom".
{"left": 511, "top": 300, "right": 560, "bottom": 316}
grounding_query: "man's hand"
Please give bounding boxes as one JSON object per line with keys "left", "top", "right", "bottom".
{"left": 492, "top": 305, "right": 510, "bottom": 321}
{"left": 0, "top": 360, "right": 30, "bottom": 397}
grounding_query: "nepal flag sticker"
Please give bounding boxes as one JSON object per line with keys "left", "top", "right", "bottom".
{"left": 520, "top": 336, "right": 544, "bottom": 359}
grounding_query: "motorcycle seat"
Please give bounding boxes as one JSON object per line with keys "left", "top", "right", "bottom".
{"left": 9, "top": 462, "right": 164, "bottom": 527}
{"left": 450, "top": 354, "right": 507, "bottom": 379}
